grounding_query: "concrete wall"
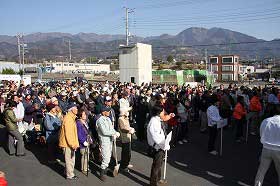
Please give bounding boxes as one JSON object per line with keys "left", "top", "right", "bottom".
{"left": 119, "top": 43, "right": 152, "bottom": 85}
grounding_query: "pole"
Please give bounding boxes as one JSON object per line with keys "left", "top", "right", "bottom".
{"left": 246, "top": 117, "right": 249, "bottom": 143}
{"left": 68, "top": 40, "right": 72, "bottom": 61}
{"left": 220, "top": 127, "right": 223, "bottom": 156}
{"left": 163, "top": 150, "right": 168, "bottom": 180}
{"left": 22, "top": 41, "right": 25, "bottom": 75}
{"left": 16, "top": 34, "right": 21, "bottom": 70}
{"left": 125, "top": 7, "right": 129, "bottom": 46}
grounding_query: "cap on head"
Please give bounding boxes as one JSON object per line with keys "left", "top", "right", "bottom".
{"left": 101, "top": 105, "right": 111, "bottom": 113}
{"left": 104, "top": 96, "right": 112, "bottom": 102}
{"left": 67, "top": 102, "right": 78, "bottom": 110}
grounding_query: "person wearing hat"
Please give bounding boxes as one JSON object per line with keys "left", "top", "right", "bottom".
{"left": 44, "top": 103, "right": 61, "bottom": 164}
{"left": 96, "top": 106, "right": 120, "bottom": 181}
{"left": 58, "top": 91, "right": 69, "bottom": 115}
{"left": 118, "top": 108, "right": 135, "bottom": 172}
{"left": 59, "top": 103, "right": 79, "bottom": 180}
{"left": 119, "top": 92, "right": 132, "bottom": 117}
{"left": 104, "top": 96, "right": 117, "bottom": 130}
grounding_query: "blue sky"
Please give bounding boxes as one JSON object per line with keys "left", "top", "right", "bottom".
{"left": 1, "top": 0, "right": 280, "bottom": 40}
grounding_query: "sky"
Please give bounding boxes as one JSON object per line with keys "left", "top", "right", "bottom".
{"left": 0, "top": 0, "right": 280, "bottom": 40}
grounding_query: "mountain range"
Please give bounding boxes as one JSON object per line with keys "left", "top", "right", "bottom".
{"left": 0, "top": 27, "right": 279, "bottom": 61}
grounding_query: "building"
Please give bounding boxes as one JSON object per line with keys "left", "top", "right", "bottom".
{"left": 0, "top": 61, "right": 38, "bottom": 73}
{"left": 208, "top": 55, "right": 239, "bottom": 82}
{"left": 45, "top": 62, "right": 110, "bottom": 74}
{"left": 119, "top": 43, "right": 152, "bottom": 85}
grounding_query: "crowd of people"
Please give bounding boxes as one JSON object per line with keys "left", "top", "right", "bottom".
{"left": 0, "top": 79, "right": 280, "bottom": 186}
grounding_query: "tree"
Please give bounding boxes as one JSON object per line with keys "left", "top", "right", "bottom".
{"left": 167, "top": 55, "right": 174, "bottom": 63}
{"left": 2, "top": 68, "right": 16, "bottom": 74}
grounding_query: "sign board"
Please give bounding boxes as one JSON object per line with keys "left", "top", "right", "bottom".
{"left": 217, "top": 118, "right": 228, "bottom": 129}
{"left": 0, "top": 74, "right": 31, "bottom": 86}
{"left": 165, "top": 131, "right": 172, "bottom": 149}
{"left": 184, "top": 82, "right": 199, "bottom": 88}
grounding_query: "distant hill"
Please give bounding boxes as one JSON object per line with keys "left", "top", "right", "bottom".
{"left": 0, "top": 27, "right": 279, "bottom": 61}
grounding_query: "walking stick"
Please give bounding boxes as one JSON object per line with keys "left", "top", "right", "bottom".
{"left": 220, "top": 127, "right": 223, "bottom": 156}
{"left": 86, "top": 146, "right": 89, "bottom": 177}
{"left": 163, "top": 150, "right": 168, "bottom": 180}
{"left": 246, "top": 118, "right": 249, "bottom": 143}
{"left": 113, "top": 139, "right": 120, "bottom": 177}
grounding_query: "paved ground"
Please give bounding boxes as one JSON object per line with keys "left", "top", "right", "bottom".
{"left": 0, "top": 123, "right": 278, "bottom": 186}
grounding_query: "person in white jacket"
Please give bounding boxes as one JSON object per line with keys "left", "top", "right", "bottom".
{"left": 254, "top": 104, "right": 280, "bottom": 186}
{"left": 12, "top": 95, "right": 25, "bottom": 134}
{"left": 147, "top": 104, "right": 174, "bottom": 186}
{"left": 119, "top": 92, "right": 132, "bottom": 114}
{"left": 207, "top": 94, "right": 222, "bottom": 155}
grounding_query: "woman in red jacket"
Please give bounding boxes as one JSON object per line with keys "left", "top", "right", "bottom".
{"left": 232, "top": 96, "right": 247, "bottom": 142}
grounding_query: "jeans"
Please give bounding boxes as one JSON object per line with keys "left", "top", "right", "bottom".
{"left": 255, "top": 148, "right": 280, "bottom": 186}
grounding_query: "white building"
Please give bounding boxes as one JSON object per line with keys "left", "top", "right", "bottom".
{"left": 119, "top": 43, "right": 152, "bottom": 85}
{"left": 45, "top": 62, "right": 110, "bottom": 74}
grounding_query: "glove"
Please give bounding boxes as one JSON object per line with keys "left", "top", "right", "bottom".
{"left": 129, "top": 127, "right": 135, "bottom": 134}
{"left": 164, "top": 144, "right": 170, "bottom": 151}
{"left": 115, "top": 132, "right": 120, "bottom": 138}
{"left": 83, "top": 141, "right": 89, "bottom": 147}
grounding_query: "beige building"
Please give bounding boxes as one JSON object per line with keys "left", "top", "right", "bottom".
{"left": 119, "top": 43, "right": 152, "bottom": 85}
{"left": 45, "top": 62, "right": 110, "bottom": 74}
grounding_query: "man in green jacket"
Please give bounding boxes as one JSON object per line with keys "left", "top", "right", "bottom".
{"left": 4, "top": 100, "right": 25, "bottom": 156}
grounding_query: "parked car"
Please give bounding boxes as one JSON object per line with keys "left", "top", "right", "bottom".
{"left": 269, "top": 78, "right": 276, "bottom": 83}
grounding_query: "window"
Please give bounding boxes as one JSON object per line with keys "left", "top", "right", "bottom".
{"left": 210, "top": 57, "right": 218, "bottom": 63}
{"left": 64, "top": 64, "right": 68, "bottom": 66}
{"left": 75, "top": 65, "right": 79, "bottom": 68}
{"left": 56, "top": 64, "right": 61, "bottom": 66}
{"left": 235, "top": 58, "right": 238, "bottom": 62}
{"left": 211, "top": 65, "right": 218, "bottom": 72}
{"left": 222, "top": 74, "right": 233, "bottom": 81}
{"left": 222, "top": 57, "right": 233, "bottom": 63}
{"left": 69, "top": 64, "right": 74, "bottom": 66}
{"left": 222, "top": 65, "right": 233, "bottom": 71}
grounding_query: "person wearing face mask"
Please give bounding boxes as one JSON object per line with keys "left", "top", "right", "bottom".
{"left": 118, "top": 108, "right": 135, "bottom": 173}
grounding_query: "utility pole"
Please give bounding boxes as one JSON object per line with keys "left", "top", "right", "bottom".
{"left": 68, "top": 40, "right": 72, "bottom": 61}
{"left": 16, "top": 34, "right": 22, "bottom": 70}
{"left": 22, "top": 42, "right": 25, "bottom": 75}
{"left": 205, "top": 49, "right": 208, "bottom": 72}
{"left": 124, "top": 7, "right": 134, "bottom": 46}
{"left": 125, "top": 7, "right": 129, "bottom": 46}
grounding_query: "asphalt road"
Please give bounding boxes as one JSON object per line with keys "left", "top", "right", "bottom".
{"left": 0, "top": 122, "right": 278, "bottom": 186}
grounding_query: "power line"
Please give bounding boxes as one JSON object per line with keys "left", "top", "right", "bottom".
{"left": 133, "top": 15, "right": 280, "bottom": 30}
{"left": 134, "top": 7, "right": 280, "bottom": 23}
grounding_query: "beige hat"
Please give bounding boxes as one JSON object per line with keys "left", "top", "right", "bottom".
{"left": 120, "top": 108, "right": 129, "bottom": 116}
